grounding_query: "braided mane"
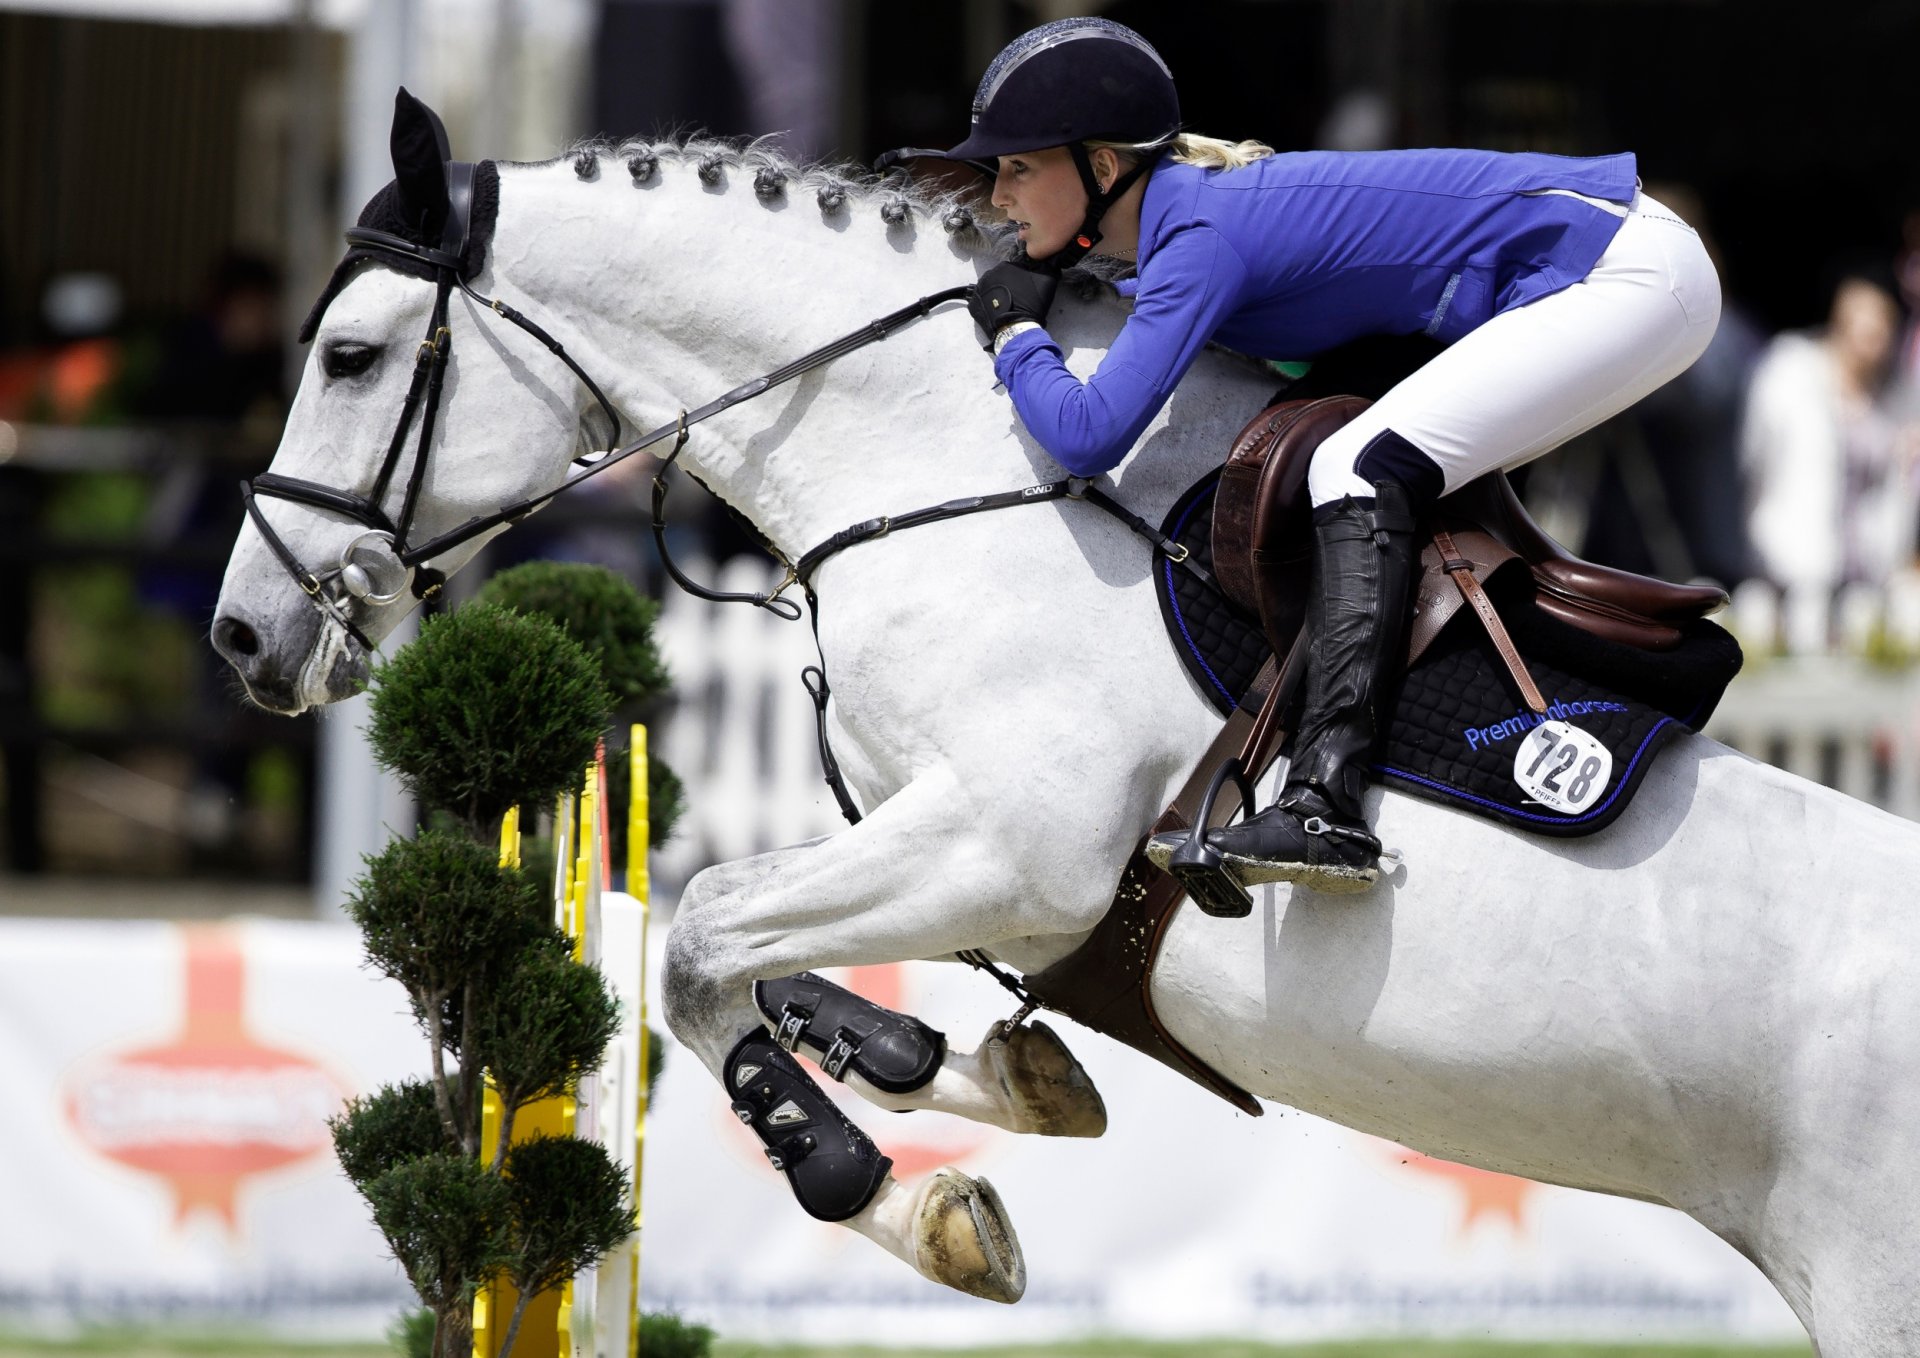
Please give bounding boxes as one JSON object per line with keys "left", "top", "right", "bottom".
{"left": 510, "top": 134, "right": 1131, "bottom": 291}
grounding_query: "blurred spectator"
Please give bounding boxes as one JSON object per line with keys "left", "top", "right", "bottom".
{"left": 0, "top": 270, "right": 130, "bottom": 871}
{"left": 132, "top": 252, "right": 290, "bottom": 873}
{"left": 0, "top": 272, "right": 127, "bottom": 424}
{"left": 1580, "top": 187, "right": 1764, "bottom": 587}
{"left": 1744, "top": 266, "right": 1916, "bottom": 596}
{"left": 722, "top": 0, "right": 843, "bottom": 163}
{"left": 136, "top": 251, "right": 286, "bottom": 434}
{"left": 1894, "top": 206, "right": 1920, "bottom": 411}
{"left": 596, "top": 0, "right": 844, "bottom": 163}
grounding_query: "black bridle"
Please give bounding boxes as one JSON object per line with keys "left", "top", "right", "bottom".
{"left": 249, "top": 157, "right": 1217, "bottom": 823}
{"left": 244, "top": 157, "right": 989, "bottom": 650}
{"left": 244, "top": 161, "right": 627, "bottom": 651}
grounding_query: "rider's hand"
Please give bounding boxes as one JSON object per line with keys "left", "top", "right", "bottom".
{"left": 969, "top": 261, "right": 1059, "bottom": 352}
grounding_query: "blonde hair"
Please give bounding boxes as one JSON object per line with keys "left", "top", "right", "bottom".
{"left": 1087, "top": 132, "right": 1275, "bottom": 171}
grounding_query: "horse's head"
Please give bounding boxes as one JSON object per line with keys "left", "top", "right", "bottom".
{"left": 213, "top": 91, "right": 610, "bottom": 713}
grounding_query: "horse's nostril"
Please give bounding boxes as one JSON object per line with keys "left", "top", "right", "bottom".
{"left": 215, "top": 616, "right": 261, "bottom": 658}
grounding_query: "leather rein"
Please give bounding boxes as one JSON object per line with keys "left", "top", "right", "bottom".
{"left": 249, "top": 160, "right": 1218, "bottom": 824}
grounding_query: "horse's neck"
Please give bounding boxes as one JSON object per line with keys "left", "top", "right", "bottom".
{"left": 491, "top": 158, "right": 1040, "bottom": 559}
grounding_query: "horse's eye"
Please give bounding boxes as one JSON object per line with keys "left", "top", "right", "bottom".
{"left": 322, "top": 342, "right": 381, "bottom": 379}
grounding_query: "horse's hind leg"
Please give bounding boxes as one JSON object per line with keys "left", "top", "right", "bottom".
{"left": 753, "top": 969, "right": 1106, "bottom": 1137}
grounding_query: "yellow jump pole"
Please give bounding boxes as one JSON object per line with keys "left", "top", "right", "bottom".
{"left": 629, "top": 724, "right": 650, "bottom": 1358}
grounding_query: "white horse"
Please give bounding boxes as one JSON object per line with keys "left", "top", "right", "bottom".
{"left": 213, "top": 128, "right": 1918, "bottom": 1357}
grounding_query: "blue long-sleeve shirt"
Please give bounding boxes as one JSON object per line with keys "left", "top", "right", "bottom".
{"left": 993, "top": 148, "right": 1639, "bottom": 476}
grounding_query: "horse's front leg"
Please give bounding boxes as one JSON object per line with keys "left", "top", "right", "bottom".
{"left": 660, "top": 770, "right": 1105, "bottom": 1302}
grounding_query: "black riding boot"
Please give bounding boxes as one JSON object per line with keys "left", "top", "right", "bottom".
{"left": 1204, "top": 481, "right": 1418, "bottom": 893}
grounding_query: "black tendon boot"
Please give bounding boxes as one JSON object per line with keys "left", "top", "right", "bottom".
{"left": 725, "top": 1030, "right": 893, "bottom": 1221}
{"left": 754, "top": 972, "right": 946, "bottom": 1093}
{"left": 1205, "top": 482, "right": 1418, "bottom": 893}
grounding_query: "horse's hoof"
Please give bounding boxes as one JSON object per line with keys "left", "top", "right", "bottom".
{"left": 984, "top": 1019, "right": 1107, "bottom": 1137}
{"left": 910, "top": 1168, "right": 1026, "bottom": 1303}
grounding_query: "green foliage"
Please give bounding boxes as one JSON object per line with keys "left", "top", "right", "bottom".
{"left": 650, "top": 755, "right": 687, "bottom": 847}
{"left": 473, "top": 936, "right": 621, "bottom": 1116}
{"left": 361, "top": 1154, "right": 513, "bottom": 1314}
{"left": 335, "top": 561, "right": 690, "bottom": 1358}
{"left": 474, "top": 562, "right": 685, "bottom": 849}
{"left": 367, "top": 604, "right": 612, "bottom": 836}
{"left": 646, "top": 1025, "right": 665, "bottom": 1099}
{"left": 602, "top": 737, "right": 686, "bottom": 857}
{"left": 347, "top": 831, "right": 547, "bottom": 1023}
{"left": 43, "top": 472, "right": 148, "bottom": 539}
{"left": 330, "top": 1081, "right": 450, "bottom": 1188}
{"left": 516, "top": 833, "right": 558, "bottom": 909}
{"left": 639, "top": 1311, "right": 716, "bottom": 1358}
{"left": 473, "top": 562, "right": 670, "bottom": 711}
{"left": 502, "top": 1134, "right": 635, "bottom": 1299}
{"left": 385, "top": 1307, "right": 434, "bottom": 1358}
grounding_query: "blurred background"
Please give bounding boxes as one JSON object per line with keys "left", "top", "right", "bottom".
{"left": 2, "top": 0, "right": 1918, "bottom": 1353}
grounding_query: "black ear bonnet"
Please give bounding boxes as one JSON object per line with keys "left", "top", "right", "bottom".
{"left": 298, "top": 88, "right": 501, "bottom": 343}
{"left": 298, "top": 163, "right": 498, "bottom": 342}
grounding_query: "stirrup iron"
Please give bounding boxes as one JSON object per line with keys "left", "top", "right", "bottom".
{"left": 1165, "top": 756, "right": 1257, "bottom": 919}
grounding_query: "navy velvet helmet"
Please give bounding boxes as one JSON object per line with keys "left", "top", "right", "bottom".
{"left": 943, "top": 18, "right": 1181, "bottom": 267}
{"left": 945, "top": 17, "right": 1181, "bottom": 161}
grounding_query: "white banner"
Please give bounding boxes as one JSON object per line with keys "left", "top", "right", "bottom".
{"left": 0, "top": 919, "right": 418, "bottom": 1334}
{"left": 0, "top": 918, "right": 1806, "bottom": 1346}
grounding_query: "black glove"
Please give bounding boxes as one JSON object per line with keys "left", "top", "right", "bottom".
{"left": 969, "top": 261, "right": 1059, "bottom": 352}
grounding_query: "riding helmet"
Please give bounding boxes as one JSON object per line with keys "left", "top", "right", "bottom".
{"left": 944, "top": 17, "right": 1181, "bottom": 162}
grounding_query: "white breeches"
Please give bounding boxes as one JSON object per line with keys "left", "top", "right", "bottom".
{"left": 1307, "top": 192, "right": 1723, "bottom": 508}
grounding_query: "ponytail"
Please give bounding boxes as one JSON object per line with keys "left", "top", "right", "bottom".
{"left": 1169, "top": 132, "right": 1274, "bottom": 169}
{"left": 1086, "top": 131, "right": 1275, "bottom": 172}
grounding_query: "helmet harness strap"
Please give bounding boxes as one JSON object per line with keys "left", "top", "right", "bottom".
{"left": 1050, "top": 141, "right": 1163, "bottom": 270}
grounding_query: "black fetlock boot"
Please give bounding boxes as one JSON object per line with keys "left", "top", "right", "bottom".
{"left": 1204, "top": 481, "right": 1418, "bottom": 894}
{"left": 725, "top": 1030, "right": 893, "bottom": 1221}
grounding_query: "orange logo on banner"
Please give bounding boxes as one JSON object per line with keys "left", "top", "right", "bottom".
{"left": 62, "top": 925, "right": 349, "bottom": 1233}
{"left": 1393, "top": 1149, "right": 1541, "bottom": 1237}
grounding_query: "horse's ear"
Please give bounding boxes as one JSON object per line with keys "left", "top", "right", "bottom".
{"left": 390, "top": 86, "right": 453, "bottom": 240}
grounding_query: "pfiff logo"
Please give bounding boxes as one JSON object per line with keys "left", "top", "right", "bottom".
{"left": 62, "top": 926, "right": 350, "bottom": 1233}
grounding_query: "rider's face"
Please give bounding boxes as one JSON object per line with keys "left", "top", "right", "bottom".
{"left": 991, "top": 146, "right": 1088, "bottom": 260}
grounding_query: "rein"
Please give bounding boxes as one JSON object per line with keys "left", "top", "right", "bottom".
{"left": 256, "top": 161, "right": 1221, "bottom": 825}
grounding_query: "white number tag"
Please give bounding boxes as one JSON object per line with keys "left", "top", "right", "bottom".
{"left": 1512, "top": 720, "right": 1612, "bottom": 815}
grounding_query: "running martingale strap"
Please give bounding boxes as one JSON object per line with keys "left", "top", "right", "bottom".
{"left": 786, "top": 474, "right": 1220, "bottom": 828}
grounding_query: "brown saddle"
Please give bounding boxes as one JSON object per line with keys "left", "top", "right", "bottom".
{"left": 1212, "top": 395, "right": 1729, "bottom": 660}
{"left": 1018, "top": 395, "right": 1730, "bottom": 1118}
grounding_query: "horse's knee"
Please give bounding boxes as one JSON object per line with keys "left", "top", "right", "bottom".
{"left": 661, "top": 909, "right": 737, "bottom": 1048}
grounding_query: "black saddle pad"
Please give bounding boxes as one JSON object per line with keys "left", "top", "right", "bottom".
{"left": 1154, "top": 470, "right": 1744, "bottom": 837}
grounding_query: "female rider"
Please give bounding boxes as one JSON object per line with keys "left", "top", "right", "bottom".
{"left": 949, "top": 17, "right": 1721, "bottom": 894}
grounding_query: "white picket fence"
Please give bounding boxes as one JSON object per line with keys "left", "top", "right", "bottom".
{"left": 1708, "top": 579, "right": 1920, "bottom": 818}
{"left": 649, "top": 556, "right": 852, "bottom": 898}
{"left": 646, "top": 558, "right": 1920, "bottom": 898}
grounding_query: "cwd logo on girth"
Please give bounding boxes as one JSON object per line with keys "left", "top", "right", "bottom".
{"left": 61, "top": 925, "right": 350, "bottom": 1234}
